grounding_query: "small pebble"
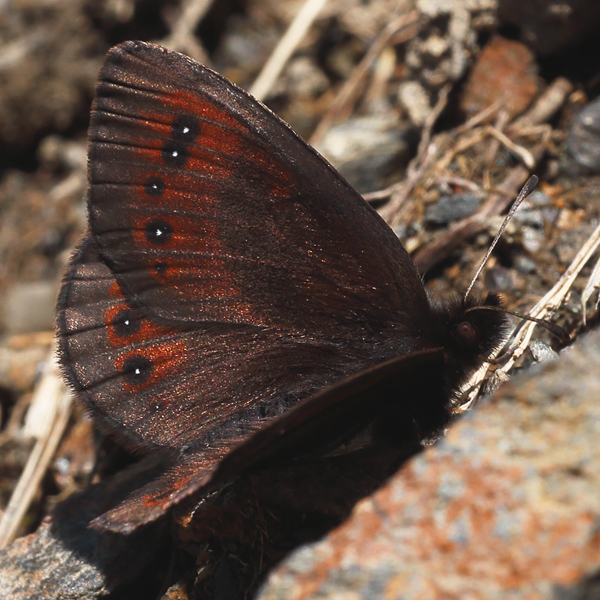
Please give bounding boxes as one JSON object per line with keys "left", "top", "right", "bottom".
{"left": 424, "top": 192, "right": 481, "bottom": 225}
{"left": 2, "top": 281, "right": 59, "bottom": 335}
{"left": 530, "top": 340, "right": 559, "bottom": 363}
{"left": 484, "top": 267, "right": 515, "bottom": 293}
{"left": 315, "top": 116, "right": 409, "bottom": 193}
{"left": 567, "top": 96, "right": 600, "bottom": 172}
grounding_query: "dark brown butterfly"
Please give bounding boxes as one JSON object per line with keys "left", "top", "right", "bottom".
{"left": 56, "top": 41, "right": 509, "bottom": 533}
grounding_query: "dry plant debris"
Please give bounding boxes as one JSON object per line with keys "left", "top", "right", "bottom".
{"left": 1, "top": 0, "right": 600, "bottom": 598}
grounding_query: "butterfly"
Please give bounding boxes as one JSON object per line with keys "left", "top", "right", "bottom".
{"left": 56, "top": 40, "right": 509, "bottom": 534}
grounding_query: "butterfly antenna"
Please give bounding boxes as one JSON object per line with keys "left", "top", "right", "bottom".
{"left": 464, "top": 302, "right": 570, "bottom": 344}
{"left": 464, "top": 175, "right": 539, "bottom": 303}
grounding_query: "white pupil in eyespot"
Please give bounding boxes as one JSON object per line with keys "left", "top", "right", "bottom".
{"left": 172, "top": 150, "right": 178, "bottom": 157}
{"left": 182, "top": 126, "right": 189, "bottom": 134}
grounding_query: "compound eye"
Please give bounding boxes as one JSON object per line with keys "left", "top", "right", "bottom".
{"left": 456, "top": 321, "right": 478, "bottom": 348}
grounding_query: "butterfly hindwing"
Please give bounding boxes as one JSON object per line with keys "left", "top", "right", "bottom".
{"left": 89, "top": 346, "right": 446, "bottom": 533}
{"left": 59, "top": 236, "right": 416, "bottom": 453}
{"left": 58, "top": 236, "right": 448, "bottom": 533}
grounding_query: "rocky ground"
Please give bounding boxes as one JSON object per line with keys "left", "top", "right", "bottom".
{"left": 1, "top": 0, "right": 600, "bottom": 598}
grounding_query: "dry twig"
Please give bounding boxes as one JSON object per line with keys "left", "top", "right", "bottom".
{"left": 412, "top": 134, "right": 551, "bottom": 274}
{"left": 250, "top": 0, "right": 329, "bottom": 101}
{"left": 582, "top": 255, "right": 600, "bottom": 324}
{"left": 162, "top": 0, "right": 213, "bottom": 63}
{"left": 309, "top": 10, "right": 420, "bottom": 145}
{"left": 498, "top": 222, "right": 600, "bottom": 375}
{"left": 0, "top": 345, "right": 72, "bottom": 548}
{"left": 378, "top": 84, "right": 451, "bottom": 223}
{"left": 510, "top": 77, "right": 574, "bottom": 130}
{"left": 485, "top": 124, "right": 536, "bottom": 169}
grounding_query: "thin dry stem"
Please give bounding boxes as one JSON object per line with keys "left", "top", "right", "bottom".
{"left": 162, "top": 0, "right": 213, "bottom": 63}
{"left": 485, "top": 125, "right": 536, "bottom": 169}
{"left": 582, "top": 254, "right": 600, "bottom": 324}
{"left": 498, "top": 222, "right": 600, "bottom": 375}
{"left": 437, "top": 128, "right": 489, "bottom": 172}
{"left": 431, "top": 176, "right": 483, "bottom": 193}
{"left": 0, "top": 345, "right": 73, "bottom": 549}
{"left": 483, "top": 110, "right": 509, "bottom": 167}
{"left": 454, "top": 99, "right": 504, "bottom": 134}
{"left": 380, "top": 84, "right": 451, "bottom": 223}
{"left": 309, "top": 10, "right": 420, "bottom": 145}
{"left": 412, "top": 132, "right": 551, "bottom": 274}
{"left": 250, "top": 0, "right": 329, "bottom": 101}
{"left": 510, "top": 77, "right": 574, "bottom": 130}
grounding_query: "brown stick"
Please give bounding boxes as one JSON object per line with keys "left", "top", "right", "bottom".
{"left": 412, "top": 141, "right": 549, "bottom": 274}
{"left": 309, "top": 11, "right": 420, "bottom": 146}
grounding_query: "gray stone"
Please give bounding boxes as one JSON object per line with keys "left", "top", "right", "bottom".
{"left": 315, "top": 116, "right": 409, "bottom": 193}
{"left": 567, "top": 97, "right": 600, "bottom": 173}
{"left": 424, "top": 192, "right": 481, "bottom": 225}
{"left": 2, "top": 281, "right": 59, "bottom": 334}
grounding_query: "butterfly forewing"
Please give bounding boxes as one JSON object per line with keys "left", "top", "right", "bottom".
{"left": 88, "top": 41, "right": 433, "bottom": 339}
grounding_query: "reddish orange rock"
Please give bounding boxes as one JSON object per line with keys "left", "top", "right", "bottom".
{"left": 260, "top": 330, "right": 600, "bottom": 600}
{"left": 460, "top": 36, "right": 540, "bottom": 120}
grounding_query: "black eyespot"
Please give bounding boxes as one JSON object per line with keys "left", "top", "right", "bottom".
{"left": 111, "top": 52, "right": 125, "bottom": 68}
{"left": 152, "top": 262, "right": 168, "bottom": 275}
{"left": 112, "top": 309, "right": 141, "bottom": 338}
{"left": 171, "top": 115, "right": 200, "bottom": 140}
{"left": 456, "top": 321, "right": 479, "bottom": 348}
{"left": 144, "top": 176, "right": 165, "bottom": 197}
{"left": 149, "top": 401, "right": 163, "bottom": 414}
{"left": 145, "top": 219, "right": 172, "bottom": 246}
{"left": 162, "top": 141, "right": 189, "bottom": 166}
{"left": 122, "top": 356, "right": 153, "bottom": 386}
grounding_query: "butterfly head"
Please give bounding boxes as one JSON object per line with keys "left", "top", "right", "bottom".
{"left": 432, "top": 292, "right": 511, "bottom": 398}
